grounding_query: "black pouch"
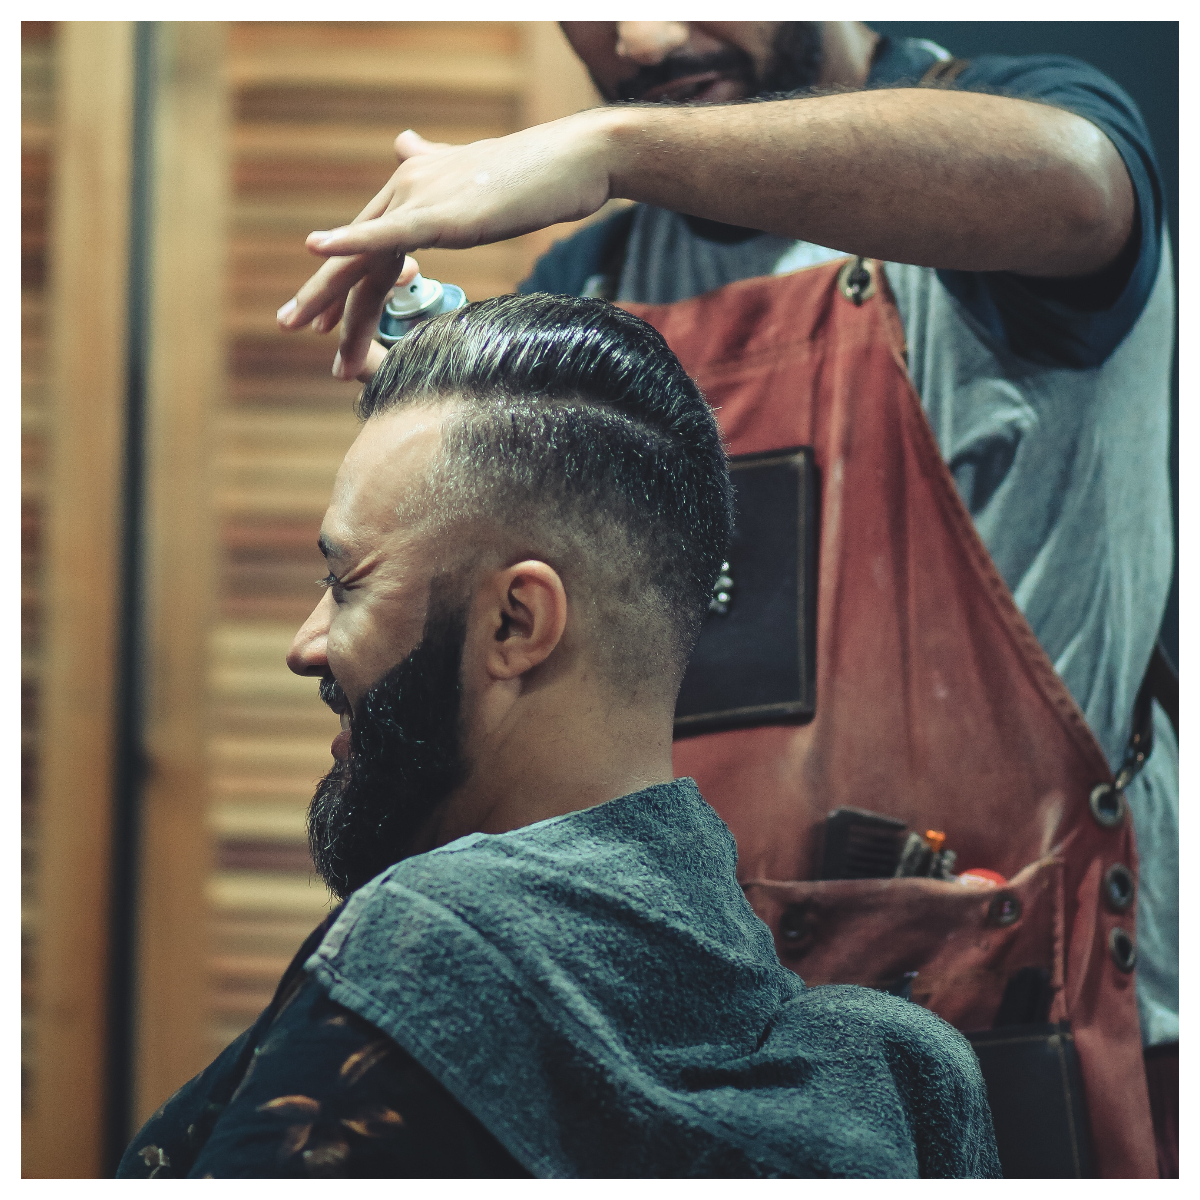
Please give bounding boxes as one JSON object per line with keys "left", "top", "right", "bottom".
{"left": 966, "top": 1022, "right": 1095, "bottom": 1178}
{"left": 674, "top": 446, "right": 817, "bottom": 738}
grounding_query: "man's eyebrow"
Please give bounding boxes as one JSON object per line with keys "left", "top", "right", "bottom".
{"left": 317, "top": 532, "right": 346, "bottom": 561}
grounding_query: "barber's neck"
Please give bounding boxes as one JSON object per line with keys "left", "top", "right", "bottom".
{"left": 422, "top": 666, "right": 677, "bottom": 852}
{"left": 817, "top": 21, "right": 880, "bottom": 89}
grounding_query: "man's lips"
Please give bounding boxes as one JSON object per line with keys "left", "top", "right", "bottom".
{"left": 331, "top": 728, "right": 351, "bottom": 762}
{"left": 329, "top": 704, "right": 352, "bottom": 762}
{"left": 637, "top": 71, "right": 742, "bottom": 103}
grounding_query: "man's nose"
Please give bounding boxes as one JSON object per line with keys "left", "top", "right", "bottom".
{"left": 615, "top": 22, "right": 690, "bottom": 66}
{"left": 287, "top": 591, "right": 333, "bottom": 676}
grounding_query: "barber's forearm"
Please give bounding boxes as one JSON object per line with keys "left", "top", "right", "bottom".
{"left": 595, "top": 90, "right": 1134, "bottom": 277}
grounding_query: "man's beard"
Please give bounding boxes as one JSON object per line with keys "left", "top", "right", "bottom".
{"left": 307, "top": 597, "right": 470, "bottom": 902}
{"left": 614, "top": 22, "right": 824, "bottom": 103}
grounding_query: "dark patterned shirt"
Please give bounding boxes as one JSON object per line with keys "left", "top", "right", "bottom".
{"left": 117, "top": 911, "right": 530, "bottom": 1178}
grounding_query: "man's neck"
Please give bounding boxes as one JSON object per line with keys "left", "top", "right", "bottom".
{"left": 425, "top": 687, "right": 676, "bottom": 850}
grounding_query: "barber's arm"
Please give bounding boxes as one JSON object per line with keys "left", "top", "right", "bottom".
{"left": 279, "top": 88, "right": 1134, "bottom": 378}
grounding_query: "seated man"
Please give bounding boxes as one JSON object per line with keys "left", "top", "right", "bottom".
{"left": 118, "top": 294, "right": 999, "bottom": 1179}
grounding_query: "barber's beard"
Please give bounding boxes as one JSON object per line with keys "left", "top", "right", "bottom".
{"left": 758, "top": 23, "right": 826, "bottom": 95}
{"left": 308, "top": 602, "right": 470, "bottom": 902}
{"left": 614, "top": 22, "right": 824, "bottom": 103}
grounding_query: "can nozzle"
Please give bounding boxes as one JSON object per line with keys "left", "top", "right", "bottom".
{"left": 385, "top": 272, "right": 444, "bottom": 319}
{"left": 377, "top": 272, "right": 467, "bottom": 347}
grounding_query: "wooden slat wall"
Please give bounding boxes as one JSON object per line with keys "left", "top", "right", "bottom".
{"left": 201, "top": 20, "right": 602, "bottom": 1080}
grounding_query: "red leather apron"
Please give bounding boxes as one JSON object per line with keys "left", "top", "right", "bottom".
{"left": 621, "top": 259, "right": 1156, "bottom": 1178}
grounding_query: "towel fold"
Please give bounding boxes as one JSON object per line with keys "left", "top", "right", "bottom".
{"left": 307, "top": 778, "right": 1000, "bottom": 1178}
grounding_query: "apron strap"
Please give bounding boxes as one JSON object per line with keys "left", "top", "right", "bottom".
{"left": 1148, "top": 641, "right": 1178, "bottom": 733}
{"left": 1115, "top": 641, "right": 1178, "bottom": 790}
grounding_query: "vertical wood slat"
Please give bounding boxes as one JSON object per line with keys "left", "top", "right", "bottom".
{"left": 24, "top": 21, "right": 135, "bottom": 1179}
{"left": 132, "top": 22, "right": 229, "bottom": 1130}
{"left": 21, "top": 15, "right": 56, "bottom": 1163}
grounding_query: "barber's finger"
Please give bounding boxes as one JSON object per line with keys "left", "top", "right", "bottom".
{"left": 354, "top": 339, "right": 389, "bottom": 384}
{"left": 312, "top": 297, "right": 347, "bottom": 336}
{"left": 333, "top": 267, "right": 398, "bottom": 380}
{"left": 316, "top": 256, "right": 417, "bottom": 338}
{"left": 279, "top": 253, "right": 369, "bottom": 330}
{"left": 303, "top": 175, "right": 397, "bottom": 259}
{"left": 306, "top": 213, "right": 436, "bottom": 259}
{"left": 394, "top": 128, "right": 453, "bottom": 162}
{"left": 348, "top": 180, "right": 396, "bottom": 227}
{"left": 396, "top": 255, "right": 421, "bottom": 287}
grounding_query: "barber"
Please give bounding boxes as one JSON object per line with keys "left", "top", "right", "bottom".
{"left": 277, "top": 22, "right": 1176, "bottom": 1178}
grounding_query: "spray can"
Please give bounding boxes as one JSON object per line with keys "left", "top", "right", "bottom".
{"left": 377, "top": 272, "right": 467, "bottom": 347}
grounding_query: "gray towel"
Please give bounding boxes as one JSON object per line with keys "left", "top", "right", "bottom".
{"left": 306, "top": 778, "right": 1001, "bottom": 1178}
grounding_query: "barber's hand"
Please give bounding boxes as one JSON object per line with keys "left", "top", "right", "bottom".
{"left": 276, "top": 115, "right": 611, "bottom": 379}
{"left": 356, "top": 338, "right": 389, "bottom": 383}
{"left": 276, "top": 241, "right": 421, "bottom": 382}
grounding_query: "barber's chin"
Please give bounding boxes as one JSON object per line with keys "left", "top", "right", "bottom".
{"left": 331, "top": 728, "right": 352, "bottom": 761}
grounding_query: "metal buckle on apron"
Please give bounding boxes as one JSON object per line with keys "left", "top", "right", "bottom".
{"left": 837, "top": 256, "right": 877, "bottom": 306}
{"left": 1087, "top": 641, "right": 1168, "bottom": 827}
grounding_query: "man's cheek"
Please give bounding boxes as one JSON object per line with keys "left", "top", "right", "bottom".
{"left": 325, "top": 616, "right": 377, "bottom": 711}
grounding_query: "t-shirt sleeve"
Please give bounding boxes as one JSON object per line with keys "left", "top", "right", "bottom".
{"left": 936, "top": 54, "right": 1165, "bottom": 368}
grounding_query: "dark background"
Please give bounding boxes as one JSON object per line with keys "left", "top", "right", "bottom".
{"left": 873, "top": 21, "right": 1179, "bottom": 665}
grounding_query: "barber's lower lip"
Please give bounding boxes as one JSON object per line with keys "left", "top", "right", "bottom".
{"left": 640, "top": 71, "right": 727, "bottom": 103}
{"left": 332, "top": 728, "right": 351, "bottom": 761}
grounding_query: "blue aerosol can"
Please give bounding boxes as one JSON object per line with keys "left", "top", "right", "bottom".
{"left": 377, "top": 272, "right": 467, "bottom": 346}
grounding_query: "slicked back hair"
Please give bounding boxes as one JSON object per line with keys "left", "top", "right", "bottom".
{"left": 357, "top": 293, "right": 733, "bottom": 694}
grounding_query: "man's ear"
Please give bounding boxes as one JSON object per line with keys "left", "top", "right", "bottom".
{"left": 482, "top": 560, "right": 569, "bottom": 681}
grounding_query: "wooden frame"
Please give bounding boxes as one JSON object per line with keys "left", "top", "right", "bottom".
{"left": 24, "top": 21, "right": 134, "bottom": 1180}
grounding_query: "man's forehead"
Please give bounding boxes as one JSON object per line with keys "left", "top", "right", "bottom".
{"left": 324, "top": 403, "right": 458, "bottom": 551}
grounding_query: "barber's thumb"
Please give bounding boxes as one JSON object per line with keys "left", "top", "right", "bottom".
{"left": 394, "top": 129, "right": 436, "bottom": 161}
{"left": 355, "top": 340, "right": 389, "bottom": 383}
{"left": 396, "top": 256, "right": 421, "bottom": 288}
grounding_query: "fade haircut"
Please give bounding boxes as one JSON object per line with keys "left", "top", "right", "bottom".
{"left": 357, "top": 293, "right": 733, "bottom": 692}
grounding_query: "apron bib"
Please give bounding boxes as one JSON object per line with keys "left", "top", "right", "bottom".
{"left": 621, "top": 259, "right": 1156, "bottom": 1178}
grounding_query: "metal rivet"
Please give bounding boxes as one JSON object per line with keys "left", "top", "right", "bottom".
{"left": 1089, "top": 783, "right": 1126, "bottom": 829}
{"left": 1108, "top": 926, "right": 1137, "bottom": 973}
{"left": 777, "top": 903, "right": 817, "bottom": 957}
{"left": 987, "top": 892, "right": 1022, "bottom": 927}
{"left": 837, "top": 257, "right": 877, "bottom": 305}
{"left": 1102, "top": 863, "right": 1135, "bottom": 913}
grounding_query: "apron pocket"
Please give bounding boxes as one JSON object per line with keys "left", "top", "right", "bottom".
{"left": 743, "top": 854, "right": 1064, "bottom": 1035}
{"left": 744, "top": 857, "right": 1095, "bottom": 1177}
{"left": 966, "top": 1022, "right": 1095, "bottom": 1178}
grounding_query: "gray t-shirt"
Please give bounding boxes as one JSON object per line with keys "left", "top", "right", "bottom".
{"left": 615, "top": 205, "right": 1177, "bottom": 1046}
{"left": 521, "top": 38, "right": 1176, "bottom": 1046}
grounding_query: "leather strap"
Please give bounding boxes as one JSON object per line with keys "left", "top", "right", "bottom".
{"left": 1118, "top": 641, "right": 1178, "bottom": 790}
{"left": 1148, "top": 642, "right": 1178, "bottom": 734}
